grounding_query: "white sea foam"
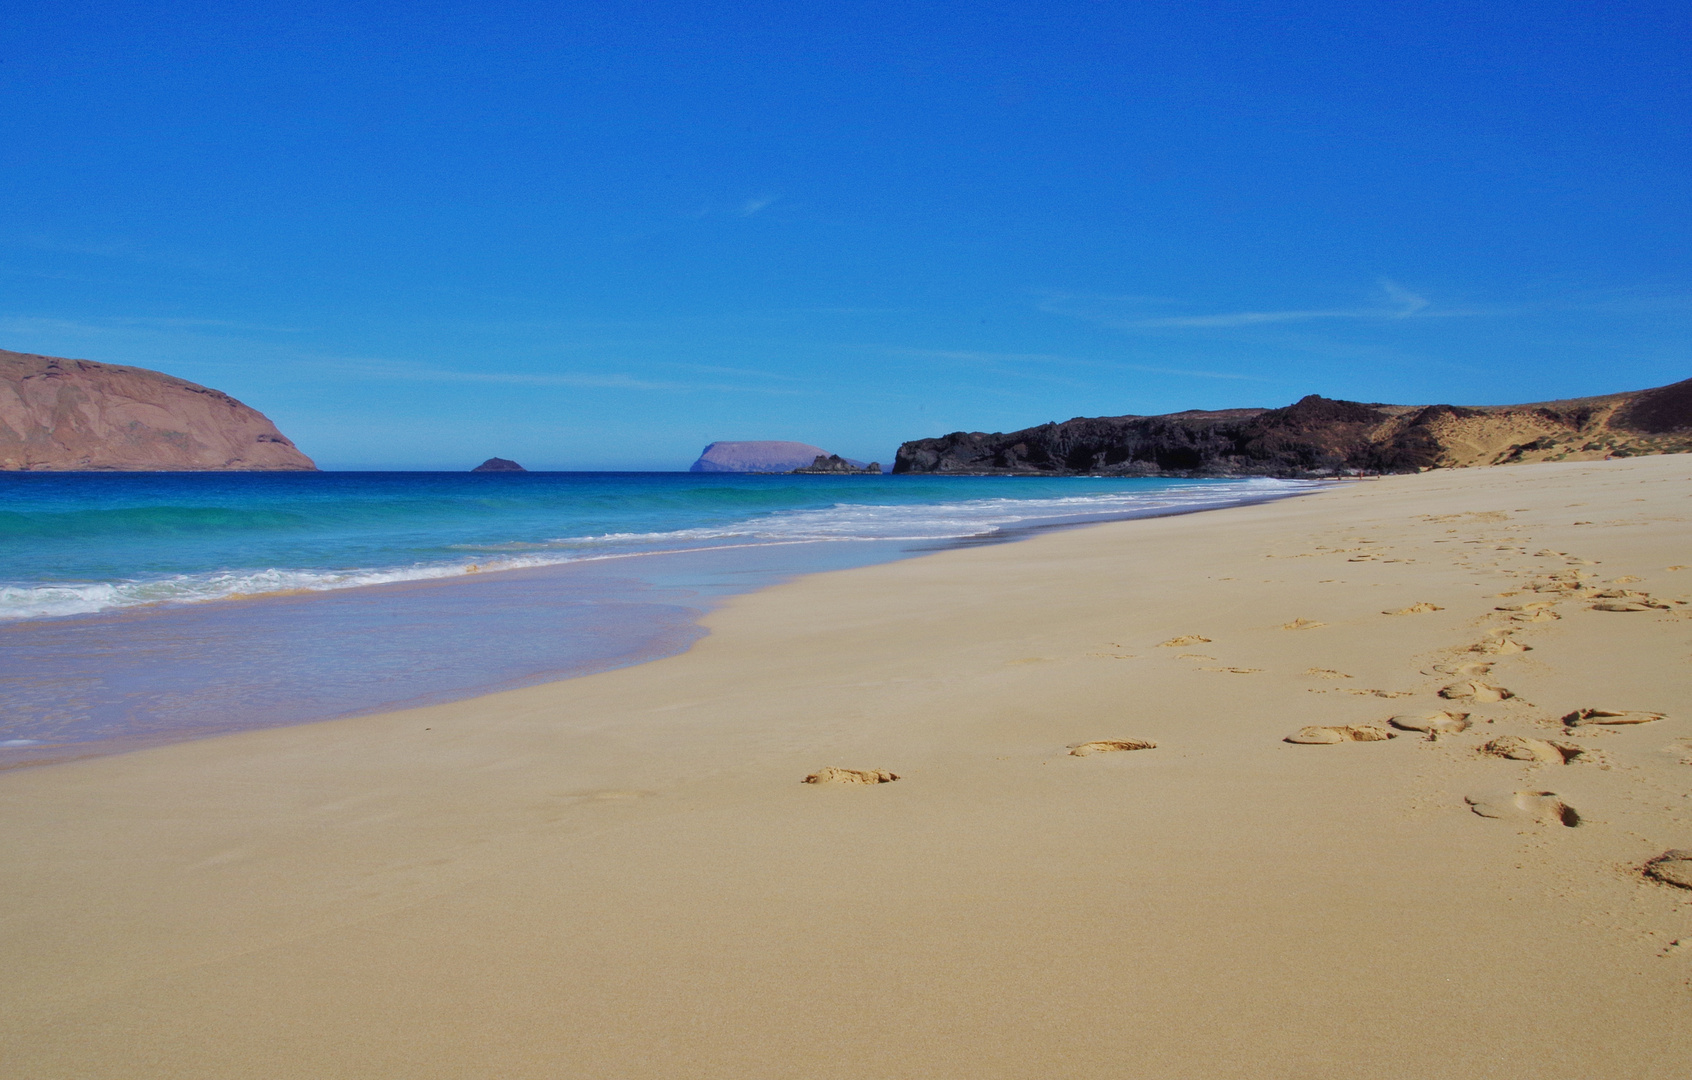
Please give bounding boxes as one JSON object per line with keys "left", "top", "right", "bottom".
{"left": 548, "top": 480, "right": 1305, "bottom": 546}
{"left": 0, "top": 479, "right": 1311, "bottom": 621}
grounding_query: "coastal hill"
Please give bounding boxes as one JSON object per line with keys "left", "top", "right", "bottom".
{"left": 0, "top": 348, "right": 315, "bottom": 472}
{"left": 893, "top": 377, "right": 1692, "bottom": 477}
{"left": 691, "top": 441, "right": 872, "bottom": 473}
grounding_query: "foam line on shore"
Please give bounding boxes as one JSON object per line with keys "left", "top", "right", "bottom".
{"left": 0, "top": 478, "right": 1311, "bottom": 620}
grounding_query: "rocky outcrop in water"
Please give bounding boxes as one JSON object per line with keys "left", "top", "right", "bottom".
{"left": 0, "top": 348, "right": 315, "bottom": 471}
{"left": 893, "top": 379, "right": 1692, "bottom": 477}
{"left": 791, "top": 454, "right": 882, "bottom": 474}
{"left": 472, "top": 457, "right": 525, "bottom": 472}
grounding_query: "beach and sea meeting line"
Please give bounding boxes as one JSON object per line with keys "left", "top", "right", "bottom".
{"left": 0, "top": 471, "right": 1312, "bottom": 764}
{"left": 5, "top": 454, "right": 1689, "bottom": 1079}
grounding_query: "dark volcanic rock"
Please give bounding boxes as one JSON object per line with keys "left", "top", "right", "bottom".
{"left": 1614, "top": 377, "right": 1692, "bottom": 434}
{"left": 892, "top": 397, "right": 1415, "bottom": 478}
{"left": 791, "top": 454, "right": 882, "bottom": 474}
{"left": 472, "top": 457, "right": 525, "bottom": 472}
{"left": 893, "top": 381, "right": 1692, "bottom": 477}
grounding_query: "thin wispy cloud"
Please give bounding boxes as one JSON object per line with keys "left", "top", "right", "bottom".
{"left": 15, "top": 235, "right": 232, "bottom": 274}
{"left": 651, "top": 361, "right": 805, "bottom": 382}
{"left": 686, "top": 194, "right": 784, "bottom": 221}
{"left": 879, "top": 346, "right": 1270, "bottom": 382}
{"left": 1042, "top": 280, "right": 1438, "bottom": 331}
{"left": 0, "top": 314, "right": 304, "bottom": 338}
{"left": 316, "top": 356, "right": 808, "bottom": 396}
{"left": 737, "top": 194, "right": 781, "bottom": 217}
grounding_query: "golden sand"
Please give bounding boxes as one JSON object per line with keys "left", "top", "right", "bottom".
{"left": 2, "top": 456, "right": 1690, "bottom": 1078}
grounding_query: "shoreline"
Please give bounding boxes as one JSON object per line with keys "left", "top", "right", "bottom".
{"left": 2, "top": 456, "right": 1689, "bottom": 1078}
{"left": 0, "top": 478, "right": 1318, "bottom": 770}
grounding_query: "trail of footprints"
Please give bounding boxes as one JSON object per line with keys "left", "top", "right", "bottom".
{"left": 1266, "top": 535, "right": 1684, "bottom": 888}
{"left": 804, "top": 524, "right": 1687, "bottom": 890}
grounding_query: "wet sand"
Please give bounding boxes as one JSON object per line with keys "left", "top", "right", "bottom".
{"left": 2, "top": 456, "right": 1689, "bottom": 1078}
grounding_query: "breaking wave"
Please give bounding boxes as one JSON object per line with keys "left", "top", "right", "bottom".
{"left": 0, "top": 476, "right": 1312, "bottom": 620}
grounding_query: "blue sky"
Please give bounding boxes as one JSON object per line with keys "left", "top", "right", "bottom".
{"left": 2, "top": 1, "right": 1687, "bottom": 469}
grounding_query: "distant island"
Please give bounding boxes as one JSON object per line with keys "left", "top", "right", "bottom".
{"left": 14, "top": 344, "right": 1685, "bottom": 481}
{"left": 893, "top": 378, "right": 1692, "bottom": 478}
{"left": 690, "top": 440, "right": 874, "bottom": 473}
{"left": 791, "top": 454, "right": 881, "bottom": 474}
{"left": 0, "top": 348, "right": 315, "bottom": 472}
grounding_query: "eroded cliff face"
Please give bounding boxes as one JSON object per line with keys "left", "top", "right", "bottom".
{"left": 893, "top": 379, "right": 1692, "bottom": 477}
{"left": 0, "top": 349, "right": 315, "bottom": 471}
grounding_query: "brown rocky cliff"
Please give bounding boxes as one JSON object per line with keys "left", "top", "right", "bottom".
{"left": 0, "top": 349, "right": 315, "bottom": 471}
{"left": 893, "top": 378, "right": 1692, "bottom": 477}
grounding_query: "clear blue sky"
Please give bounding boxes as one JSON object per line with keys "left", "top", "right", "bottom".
{"left": 2, "top": 1, "right": 1687, "bottom": 469}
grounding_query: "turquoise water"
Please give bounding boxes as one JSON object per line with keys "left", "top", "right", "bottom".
{"left": 0, "top": 471, "right": 1312, "bottom": 764}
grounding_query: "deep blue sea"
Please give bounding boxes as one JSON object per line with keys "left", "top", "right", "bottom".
{"left": 0, "top": 471, "right": 1313, "bottom": 765}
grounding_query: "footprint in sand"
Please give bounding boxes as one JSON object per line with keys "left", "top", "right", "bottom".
{"left": 1303, "top": 668, "right": 1353, "bottom": 679}
{"left": 1483, "top": 736, "right": 1582, "bottom": 763}
{"left": 1644, "top": 851, "right": 1692, "bottom": 889}
{"left": 1523, "top": 582, "right": 1575, "bottom": 595}
{"left": 1389, "top": 711, "right": 1472, "bottom": 734}
{"left": 1495, "top": 599, "right": 1557, "bottom": 612}
{"left": 1202, "top": 666, "right": 1263, "bottom": 674}
{"left": 1465, "top": 790, "right": 1581, "bottom": 826}
{"left": 1068, "top": 739, "right": 1156, "bottom": 756}
{"left": 1562, "top": 708, "right": 1665, "bottom": 727}
{"left": 1285, "top": 725, "right": 1395, "bottom": 744}
{"left": 1594, "top": 588, "right": 1653, "bottom": 600}
{"left": 803, "top": 767, "right": 899, "bottom": 785}
{"left": 1428, "top": 660, "right": 1493, "bottom": 678}
{"left": 1384, "top": 602, "right": 1444, "bottom": 615}
{"left": 1591, "top": 598, "right": 1665, "bottom": 612}
{"left": 1470, "top": 635, "right": 1531, "bottom": 655}
{"left": 1526, "top": 572, "right": 1593, "bottom": 592}
{"left": 1511, "top": 609, "right": 1561, "bottom": 623}
{"left": 1159, "top": 634, "right": 1212, "bottom": 647}
{"left": 1280, "top": 618, "right": 1325, "bottom": 630}
{"left": 1440, "top": 680, "right": 1513, "bottom": 703}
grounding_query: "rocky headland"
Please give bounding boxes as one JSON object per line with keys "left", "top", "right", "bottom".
{"left": 0, "top": 348, "right": 314, "bottom": 471}
{"left": 893, "top": 378, "right": 1692, "bottom": 477}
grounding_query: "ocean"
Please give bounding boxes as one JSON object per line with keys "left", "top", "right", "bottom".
{"left": 0, "top": 471, "right": 1314, "bottom": 765}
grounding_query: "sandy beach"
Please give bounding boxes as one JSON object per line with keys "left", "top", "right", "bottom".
{"left": 3, "top": 455, "right": 1689, "bottom": 1078}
